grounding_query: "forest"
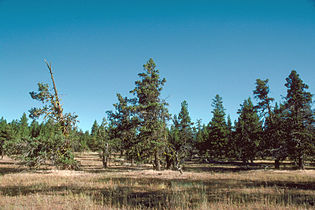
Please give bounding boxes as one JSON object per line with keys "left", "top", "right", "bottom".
{"left": 0, "top": 58, "right": 314, "bottom": 170}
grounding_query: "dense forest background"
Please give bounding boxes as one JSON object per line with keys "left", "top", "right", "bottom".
{"left": 0, "top": 59, "right": 314, "bottom": 171}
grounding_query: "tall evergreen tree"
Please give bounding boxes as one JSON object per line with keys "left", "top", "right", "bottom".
{"left": 207, "top": 94, "right": 228, "bottom": 159}
{"left": 283, "top": 70, "right": 313, "bottom": 169}
{"left": 226, "top": 115, "right": 235, "bottom": 159}
{"left": 235, "top": 98, "right": 263, "bottom": 163}
{"left": 253, "top": 78, "right": 283, "bottom": 168}
{"left": 130, "top": 58, "right": 169, "bottom": 170}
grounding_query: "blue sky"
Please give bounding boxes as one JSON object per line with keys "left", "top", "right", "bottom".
{"left": 0, "top": 0, "right": 314, "bottom": 131}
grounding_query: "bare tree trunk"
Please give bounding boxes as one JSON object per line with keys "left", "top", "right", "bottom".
{"left": 298, "top": 156, "right": 304, "bottom": 170}
{"left": 102, "top": 143, "right": 110, "bottom": 168}
{"left": 154, "top": 151, "right": 161, "bottom": 171}
{"left": 102, "top": 154, "right": 108, "bottom": 168}
{"left": 275, "top": 158, "right": 280, "bottom": 169}
{"left": 45, "top": 60, "right": 66, "bottom": 134}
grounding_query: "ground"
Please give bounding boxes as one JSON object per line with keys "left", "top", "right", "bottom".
{"left": 0, "top": 153, "right": 314, "bottom": 209}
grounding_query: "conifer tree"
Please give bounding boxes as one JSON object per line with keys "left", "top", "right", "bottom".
{"left": 27, "top": 61, "right": 78, "bottom": 169}
{"left": 107, "top": 93, "right": 138, "bottom": 164}
{"left": 168, "top": 100, "right": 193, "bottom": 171}
{"left": 0, "top": 118, "right": 8, "bottom": 158}
{"left": 89, "top": 120, "right": 100, "bottom": 151}
{"left": 235, "top": 98, "right": 263, "bottom": 163}
{"left": 226, "top": 115, "right": 235, "bottom": 159}
{"left": 19, "top": 113, "right": 29, "bottom": 138}
{"left": 207, "top": 94, "right": 228, "bottom": 159}
{"left": 130, "top": 58, "right": 169, "bottom": 170}
{"left": 253, "top": 78, "right": 283, "bottom": 168}
{"left": 283, "top": 70, "right": 313, "bottom": 169}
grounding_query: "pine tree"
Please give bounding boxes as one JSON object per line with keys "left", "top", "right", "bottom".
{"left": 0, "top": 117, "right": 8, "bottom": 158}
{"left": 283, "top": 70, "right": 313, "bottom": 169}
{"left": 130, "top": 58, "right": 169, "bottom": 170}
{"left": 168, "top": 100, "right": 193, "bottom": 171}
{"left": 18, "top": 113, "right": 29, "bottom": 138}
{"left": 253, "top": 78, "right": 283, "bottom": 168}
{"left": 226, "top": 115, "right": 235, "bottom": 159}
{"left": 253, "top": 79, "right": 274, "bottom": 119}
{"left": 207, "top": 94, "right": 228, "bottom": 159}
{"left": 265, "top": 103, "right": 288, "bottom": 168}
{"left": 235, "top": 98, "right": 263, "bottom": 163}
{"left": 89, "top": 120, "right": 99, "bottom": 151}
{"left": 107, "top": 93, "right": 138, "bottom": 164}
{"left": 27, "top": 61, "right": 78, "bottom": 169}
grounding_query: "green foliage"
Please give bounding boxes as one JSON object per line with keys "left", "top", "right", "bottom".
{"left": 235, "top": 98, "right": 263, "bottom": 163}
{"left": 253, "top": 78, "right": 284, "bottom": 168}
{"left": 283, "top": 70, "right": 313, "bottom": 169}
{"left": 21, "top": 62, "right": 79, "bottom": 169}
{"left": 167, "top": 100, "right": 194, "bottom": 170}
{"left": 29, "top": 82, "right": 78, "bottom": 135}
{"left": 107, "top": 94, "right": 137, "bottom": 162}
{"left": 253, "top": 79, "right": 274, "bottom": 118}
{"left": 130, "top": 58, "right": 169, "bottom": 170}
{"left": 207, "top": 94, "right": 228, "bottom": 159}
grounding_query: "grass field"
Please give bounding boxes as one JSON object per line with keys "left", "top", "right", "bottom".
{"left": 0, "top": 153, "right": 314, "bottom": 209}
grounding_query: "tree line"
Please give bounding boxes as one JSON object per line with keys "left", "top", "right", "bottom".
{"left": 0, "top": 59, "right": 314, "bottom": 170}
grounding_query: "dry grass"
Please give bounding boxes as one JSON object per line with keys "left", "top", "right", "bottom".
{"left": 0, "top": 153, "right": 314, "bottom": 209}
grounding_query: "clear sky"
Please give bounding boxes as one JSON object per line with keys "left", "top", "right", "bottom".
{"left": 0, "top": 0, "right": 314, "bottom": 132}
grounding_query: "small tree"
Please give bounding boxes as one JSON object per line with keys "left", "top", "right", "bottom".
{"left": 167, "top": 100, "right": 193, "bottom": 171}
{"left": 107, "top": 93, "right": 138, "bottom": 164}
{"left": 235, "top": 98, "right": 263, "bottom": 163}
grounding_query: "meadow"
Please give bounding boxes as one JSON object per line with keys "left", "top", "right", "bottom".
{"left": 0, "top": 153, "right": 314, "bottom": 209}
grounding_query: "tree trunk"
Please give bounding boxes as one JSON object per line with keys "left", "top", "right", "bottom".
{"left": 298, "top": 156, "right": 304, "bottom": 170}
{"left": 166, "top": 154, "right": 172, "bottom": 170}
{"left": 102, "top": 143, "right": 110, "bottom": 168}
{"left": 154, "top": 151, "right": 161, "bottom": 171}
{"left": 102, "top": 153, "right": 108, "bottom": 168}
{"left": 274, "top": 158, "right": 280, "bottom": 169}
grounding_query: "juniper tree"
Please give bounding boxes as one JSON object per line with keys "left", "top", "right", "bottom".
{"left": 130, "top": 58, "right": 169, "bottom": 170}
{"left": 283, "top": 70, "right": 313, "bottom": 169}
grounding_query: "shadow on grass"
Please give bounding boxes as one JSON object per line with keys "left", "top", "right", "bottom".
{"left": 0, "top": 176, "right": 314, "bottom": 208}
{"left": 0, "top": 167, "right": 26, "bottom": 175}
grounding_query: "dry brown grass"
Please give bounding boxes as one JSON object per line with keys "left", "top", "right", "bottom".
{"left": 0, "top": 153, "right": 314, "bottom": 209}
